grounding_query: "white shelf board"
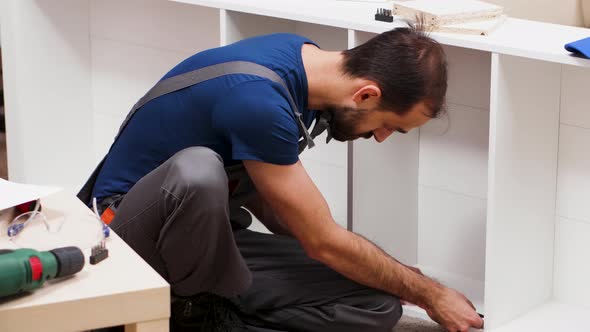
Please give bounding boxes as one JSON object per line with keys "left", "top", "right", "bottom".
{"left": 170, "top": 0, "right": 590, "bottom": 68}
{"left": 491, "top": 301, "right": 590, "bottom": 332}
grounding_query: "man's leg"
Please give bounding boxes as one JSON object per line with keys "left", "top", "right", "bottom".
{"left": 232, "top": 229, "right": 403, "bottom": 332}
{"left": 109, "top": 146, "right": 251, "bottom": 297}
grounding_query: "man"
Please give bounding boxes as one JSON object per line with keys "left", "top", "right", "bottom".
{"left": 80, "top": 24, "right": 484, "bottom": 332}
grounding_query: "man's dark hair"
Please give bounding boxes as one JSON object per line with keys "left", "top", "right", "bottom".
{"left": 341, "top": 23, "right": 448, "bottom": 118}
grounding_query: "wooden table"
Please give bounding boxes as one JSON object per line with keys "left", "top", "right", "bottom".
{"left": 0, "top": 192, "right": 170, "bottom": 332}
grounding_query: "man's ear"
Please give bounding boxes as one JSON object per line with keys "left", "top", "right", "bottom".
{"left": 352, "top": 84, "right": 381, "bottom": 105}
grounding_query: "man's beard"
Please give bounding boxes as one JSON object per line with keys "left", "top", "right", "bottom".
{"left": 323, "top": 105, "right": 373, "bottom": 142}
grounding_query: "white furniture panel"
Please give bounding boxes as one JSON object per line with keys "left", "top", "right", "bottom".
{"left": 444, "top": 46, "right": 491, "bottom": 110}
{"left": 556, "top": 124, "right": 590, "bottom": 223}
{"left": 352, "top": 131, "right": 420, "bottom": 264}
{"left": 0, "top": 0, "right": 95, "bottom": 192}
{"left": 560, "top": 65, "right": 590, "bottom": 129}
{"left": 91, "top": 38, "right": 191, "bottom": 118}
{"left": 222, "top": 10, "right": 295, "bottom": 45}
{"left": 484, "top": 54, "right": 560, "bottom": 329}
{"left": 418, "top": 186, "right": 487, "bottom": 282}
{"left": 348, "top": 25, "right": 421, "bottom": 260}
{"left": 91, "top": 0, "right": 219, "bottom": 54}
{"left": 492, "top": 302, "right": 590, "bottom": 332}
{"left": 301, "top": 159, "right": 348, "bottom": 228}
{"left": 295, "top": 22, "right": 348, "bottom": 51}
{"left": 419, "top": 104, "right": 490, "bottom": 199}
{"left": 174, "top": 0, "right": 590, "bottom": 68}
{"left": 554, "top": 217, "right": 590, "bottom": 309}
{"left": 349, "top": 30, "right": 376, "bottom": 47}
{"left": 301, "top": 132, "right": 348, "bottom": 168}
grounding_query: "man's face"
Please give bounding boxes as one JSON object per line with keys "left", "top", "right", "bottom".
{"left": 324, "top": 101, "right": 433, "bottom": 142}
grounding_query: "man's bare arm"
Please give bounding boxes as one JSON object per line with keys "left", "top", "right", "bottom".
{"left": 244, "top": 159, "right": 483, "bottom": 332}
{"left": 245, "top": 193, "right": 291, "bottom": 236}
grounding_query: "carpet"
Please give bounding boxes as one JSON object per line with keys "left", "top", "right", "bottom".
{"left": 393, "top": 315, "right": 445, "bottom": 332}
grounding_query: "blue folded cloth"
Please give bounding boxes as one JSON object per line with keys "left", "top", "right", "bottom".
{"left": 565, "top": 36, "right": 590, "bottom": 59}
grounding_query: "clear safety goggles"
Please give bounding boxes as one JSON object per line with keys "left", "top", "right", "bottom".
{"left": 0, "top": 199, "right": 109, "bottom": 251}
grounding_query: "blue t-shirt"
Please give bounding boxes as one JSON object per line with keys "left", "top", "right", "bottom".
{"left": 92, "top": 33, "right": 318, "bottom": 199}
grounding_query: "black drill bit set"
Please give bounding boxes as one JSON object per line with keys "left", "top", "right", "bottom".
{"left": 375, "top": 8, "right": 394, "bottom": 23}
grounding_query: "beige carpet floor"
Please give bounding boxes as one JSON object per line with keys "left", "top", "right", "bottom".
{"left": 394, "top": 315, "right": 445, "bottom": 332}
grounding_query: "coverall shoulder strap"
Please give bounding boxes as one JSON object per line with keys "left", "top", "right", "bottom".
{"left": 118, "top": 61, "right": 315, "bottom": 150}
{"left": 77, "top": 60, "right": 316, "bottom": 204}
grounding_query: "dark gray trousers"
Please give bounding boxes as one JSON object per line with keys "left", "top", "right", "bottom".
{"left": 108, "top": 147, "right": 402, "bottom": 332}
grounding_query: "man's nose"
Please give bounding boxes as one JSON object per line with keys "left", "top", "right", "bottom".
{"left": 373, "top": 128, "right": 394, "bottom": 143}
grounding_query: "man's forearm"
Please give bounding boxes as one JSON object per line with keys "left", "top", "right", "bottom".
{"left": 314, "top": 225, "right": 441, "bottom": 308}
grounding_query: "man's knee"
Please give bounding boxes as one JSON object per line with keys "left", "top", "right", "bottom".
{"left": 166, "top": 147, "right": 228, "bottom": 201}
{"left": 373, "top": 294, "right": 403, "bottom": 330}
{"left": 354, "top": 292, "right": 403, "bottom": 332}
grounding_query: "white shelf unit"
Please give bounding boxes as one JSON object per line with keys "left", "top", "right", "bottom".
{"left": 2, "top": 0, "right": 590, "bottom": 331}
{"left": 350, "top": 29, "right": 491, "bottom": 321}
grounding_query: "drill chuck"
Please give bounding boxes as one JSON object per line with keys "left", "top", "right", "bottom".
{"left": 50, "top": 246, "right": 85, "bottom": 278}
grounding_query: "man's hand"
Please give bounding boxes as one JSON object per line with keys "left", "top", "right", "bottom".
{"left": 400, "top": 266, "right": 483, "bottom": 331}
{"left": 424, "top": 286, "right": 484, "bottom": 332}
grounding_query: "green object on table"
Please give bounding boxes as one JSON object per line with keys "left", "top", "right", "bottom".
{"left": 0, "top": 247, "right": 84, "bottom": 297}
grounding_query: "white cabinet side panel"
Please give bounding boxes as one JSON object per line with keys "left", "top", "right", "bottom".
{"left": 1, "top": 0, "right": 94, "bottom": 191}
{"left": 352, "top": 131, "right": 420, "bottom": 264}
{"left": 444, "top": 46, "right": 491, "bottom": 110}
{"left": 554, "top": 217, "right": 590, "bottom": 310}
{"left": 556, "top": 124, "right": 590, "bottom": 222}
{"left": 91, "top": 0, "right": 219, "bottom": 54}
{"left": 295, "top": 23, "right": 348, "bottom": 51}
{"left": 560, "top": 65, "right": 590, "bottom": 130}
{"left": 419, "top": 104, "right": 490, "bottom": 199}
{"left": 350, "top": 29, "right": 418, "bottom": 264}
{"left": 301, "top": 132, "right": 348, "bottom": 168}
{"left": 224, "top": 11, "right": 296, "bottom": 45}
{"left": 301, "top": 159, "right": 347, "bottom": 228}
{"left": 418, "top": 186, "right": 487, "bottom": 282}
{"left": 484, "top": 54, "right": 560, "bottom": 329}
{"left": 350, "top": 30, "right": 376, "bottom": 48}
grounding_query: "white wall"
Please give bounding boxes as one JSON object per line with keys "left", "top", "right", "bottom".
{"left": 488, "top": 0, "right": 584, "bottom": 27}
{"left": 554, "top": 65, "right": 590, "bottom": 309}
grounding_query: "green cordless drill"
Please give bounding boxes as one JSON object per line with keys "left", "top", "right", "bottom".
{"left": 0, "top": 247, "right": 85, "bottom": 297}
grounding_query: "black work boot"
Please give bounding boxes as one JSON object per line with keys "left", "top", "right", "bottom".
{"left": 170, "top": 293, "right": 245, "bottom": 332}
